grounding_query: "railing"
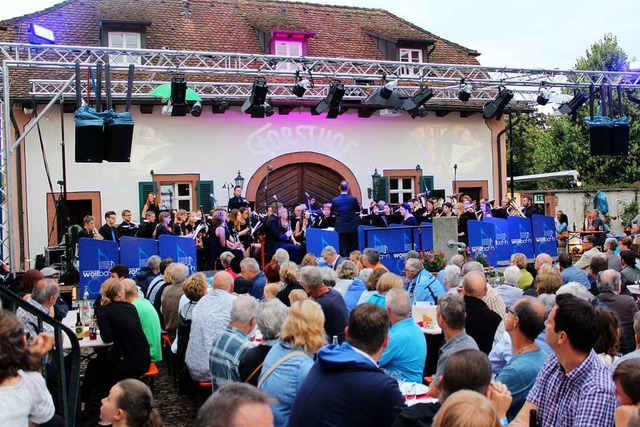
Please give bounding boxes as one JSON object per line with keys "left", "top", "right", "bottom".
{"left": 0, "top": 285, "right": 81, "bottom": 427}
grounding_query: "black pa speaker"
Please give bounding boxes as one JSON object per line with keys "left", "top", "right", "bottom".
{"left": 589, "top": 126, "right": 611, "bottom": 156}
{"left": 611, "top": 124, "right": 629, "bottom": 156}
{"left": 103, "top": 124, "right": 134, "bottom": 162}
{"left": 75, "top": 125, "right": 104, "bottom": 163}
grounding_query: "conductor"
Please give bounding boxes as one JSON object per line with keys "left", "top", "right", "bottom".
{"left": 331, "top": 181, "right": 360, "bottom": 257}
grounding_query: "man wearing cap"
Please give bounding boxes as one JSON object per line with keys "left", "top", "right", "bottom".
{"left": 40, "top": 266, "right": 69, "bottom": 321}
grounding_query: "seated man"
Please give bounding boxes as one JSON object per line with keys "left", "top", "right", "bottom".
{"left": 195, "top": 383, "right": 273, "bottom": 427}
{"left": 428, "top": 293, "right": 479, "bottom": 398}
{"left": 209, "top": 296, "right": 257, "bottom": 386}
{"left": 289, "top": 304, "right": 404, "bottom": 427}
{"left": 123, "top": 279, "right": 162, "bottom": 362}
{"left": 558, "top": 252, "right": 591, "bottom": 289}
{"left": 186, "top": 271, "right": 237, "bottom": 381}
{"left": 495, "top": 296, "right": 548, "bottom": 421}
{"left": 462, "top": 271, "right": 503, "bottom": 355}
{"left": 379, "top": 288, "right": 426, "bottom": 383}
{"left": 573, "top": 235, "right": 601, "bottom": 273}
{"left": 405, "top": 258, "right": 446, "bottom": 305}
{"left": 512, "top": 294, "right": 617, "bottom": 426}
{"left": 394, "top": 349, "right": 511, "bottom": 426}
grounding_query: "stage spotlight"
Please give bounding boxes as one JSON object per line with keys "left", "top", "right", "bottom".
{"left": 242, "top": 79, "right": 269, "bottom": 116}
{"left": 402, "top": 87, "right": 434, "bottom": 119}
{"left": 190, "top": 101, "right": 202, "bottom": 117}
{"left": 482, "top": 87, "right": 514, "bottom": 119}
{"left": 379, "top": 79, "right": 398, "bottom": 100}
{"left": 315, "top": 82, "right": 345, "bottom": 118}
{"left": 293, "top": 79, "right": 312, "bottom": 97}
{"left": 458, "top": 83, "right": 473, "bottom": 102}
{"left": 28, "top": 23, "right": 55, "bottom": 44}
{"left": 212, "top": 99, "right": 229, "bottom": 114}
{"left": 558, "top": 92, "right": 589, "bottom": 116}
{"left": 537, "top": 89, "right": 551, "bottom": 106}
{"left": 162, "top": 77, "right": 188, "bottom": 116}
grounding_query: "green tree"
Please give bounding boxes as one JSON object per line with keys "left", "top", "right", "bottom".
{"left": 508, "top": 33, "right": 640, "bottom": 188}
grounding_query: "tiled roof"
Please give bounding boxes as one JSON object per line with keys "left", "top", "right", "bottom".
{"left": 0, "top": 0, "right": 482, "bottom": 100}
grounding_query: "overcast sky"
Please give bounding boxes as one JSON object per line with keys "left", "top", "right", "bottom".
{"left": 2, "top": 0, "right": 638, "bottom": 69}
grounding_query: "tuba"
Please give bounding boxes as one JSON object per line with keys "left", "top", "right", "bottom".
{"left": 508, "top": 199, "right": 526, "bottom": 217}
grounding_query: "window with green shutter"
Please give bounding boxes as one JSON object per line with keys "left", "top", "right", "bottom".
{"left": 138, "top": 181, "right": 156, "bottom": 219}
{"left": 196, "top": 180, "right": 214, "bottom": 214}
{"left": 373, "top": 176, "right": 389, "bottom": 203}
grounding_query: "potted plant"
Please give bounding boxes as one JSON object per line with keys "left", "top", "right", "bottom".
{"left": 419, "top": 250, "right": 447, "bottom": 273}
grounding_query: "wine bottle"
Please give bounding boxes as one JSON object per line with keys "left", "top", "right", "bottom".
{"left": 332, "top": 335, "right": 339, "bottom": 345}
{"left": 529, "top": 409, "right": 538, "bottom": 427}
{"left": 75, "top": 312, "right": 84, "bottom": 340}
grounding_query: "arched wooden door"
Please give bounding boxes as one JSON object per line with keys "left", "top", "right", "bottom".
{"left": 255, "top": 163, "right": 344, "bottom": 211}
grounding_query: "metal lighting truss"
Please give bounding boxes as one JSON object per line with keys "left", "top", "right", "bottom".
{"left": 2, "top": 42, "right": 640, "bottom": 271}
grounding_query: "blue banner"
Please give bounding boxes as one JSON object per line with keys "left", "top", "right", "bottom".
{"left": 305, "top": 228, "right": 340, "bottom": 257}
{"left": 119, "top": 237, "right": 159, "bottom": 277}
{"left": 532, "top": 214, "right": 558, "bottom": 257}
{"left": 378, "top": 253, "right": 407, "bottom": 275}
{"left": 419, "top": 225, "right": 434, "bottom": 252}
{"left": 507, "top": 217, "right": 535, "bottom": 259}
{"left": 158, "top": 235, "right": 198, "bottom": 275}
{"left": 360, "top": 226, "right": 420, "bottom": 254}
{"left": 78, "top": 238, "right": 119, "bottom": 299}
{"left": 484, "top": 217, "right": 512, "bottom": 263}
{"left": 467, "top": 220, "right": 498, "bottom": 267}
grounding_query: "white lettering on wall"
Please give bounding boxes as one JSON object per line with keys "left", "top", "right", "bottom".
{"left": 247, "top": 123, "right": 359, "bottom": 157}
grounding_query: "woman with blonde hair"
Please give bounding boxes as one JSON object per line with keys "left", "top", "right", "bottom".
{"left": 510, "top": 252, "right": 533, "bottom": 289}
{"left": 288, "top": 289, "right": 308, "bottom": 305}
{"left": 259, "top": 300, "right": 326, "bottom": 427}
{"left": 276, "top": 261, "right": 304, "bottom": 306}
{"left": 174, "top": 272, "right": 209, "bottom": 362}
{"left": 367, "top": 272, "right": 403, "bottom": 308}
{"left": 533, "top": 264, "right": 562, "bottom": 296}
{"left": 100, "top": 379, "right": 163, "bottom": 427}
{"left": 433, "top": 390, "right": 501, "bottom": 427}
{"left": 82, "top": 278, "right": 150, "bottom": 406}
{"left": 300, "top": 252, "right": 318, "bottom": 267}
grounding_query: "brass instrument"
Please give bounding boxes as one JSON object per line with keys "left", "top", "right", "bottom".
{"left": 507, "top": 199, "right": 526, "bottom": 217}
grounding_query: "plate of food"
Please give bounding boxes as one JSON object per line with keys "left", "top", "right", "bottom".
{"left": 399, "top": 382, "right": 429, "bottom": 396}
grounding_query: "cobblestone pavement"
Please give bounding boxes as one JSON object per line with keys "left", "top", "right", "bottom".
{"left": 81, "top": 360, "right": 200, "bottom": 426}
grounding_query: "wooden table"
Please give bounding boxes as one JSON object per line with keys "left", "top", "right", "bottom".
{"left": 61, "top": 310, "right": 111, "bottom": 351}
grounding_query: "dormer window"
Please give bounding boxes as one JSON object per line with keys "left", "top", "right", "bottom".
{"left": 270, "top": 30, "right": 316, "bottom": 70}
{"left": 399, "top": 48, "right": 423, "bottom": 76}
{"left": 100, "top": 20, "right": 151, "bottom": 66}
{"left": 108, "top": 32, "right": 141, "bottom": 65}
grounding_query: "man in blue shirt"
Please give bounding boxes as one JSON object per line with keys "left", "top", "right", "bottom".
{"left": 495, "top": 296, "right": 548, "bottom": 421}
{"left": 405, "top": 258, "right": 446, "bottom": 305}
{"left": 379, "top": 288, "right": 426, "bottom": 382}
{"left": 239, "top": 258, "right": 266, "bottom": 300}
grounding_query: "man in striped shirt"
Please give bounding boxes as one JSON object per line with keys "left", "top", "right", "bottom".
{"left": 511, "top": 293, "right": 617, "bottom": 426}
{"left": 209, "top": 295, "right": 258, "bottom": 388}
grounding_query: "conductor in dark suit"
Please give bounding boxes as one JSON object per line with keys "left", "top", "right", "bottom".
{"left": 228, "top": 186, "right": 249, "bottom": 211}
{"left": 331, "top": 181, "right": 361, "bottom": 257}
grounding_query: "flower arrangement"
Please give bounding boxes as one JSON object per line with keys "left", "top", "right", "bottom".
{"left": 470, "top": 249, "right": 489, "bottom": 268}
{"left": 419, "top": 250, "right": 447, "bottom": 272}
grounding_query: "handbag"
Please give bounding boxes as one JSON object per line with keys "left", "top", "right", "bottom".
{"left": 257, "top": 350, "right": 307, "bottom": 389}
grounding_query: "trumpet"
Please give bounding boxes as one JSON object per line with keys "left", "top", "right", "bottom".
{"left": 508, "top": 199, "right": 526, "bottom": 217}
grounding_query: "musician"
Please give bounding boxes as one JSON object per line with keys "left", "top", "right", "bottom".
{"left": 455, "top": 202, "right": 476, "bottom": 246}
{"left": 411, "top": 198, "right": 425, "bottom": 219}
{"left": 419, "top": 199, "right": 436, "bottom": 223}
{"left": 491, "top": 197, "right": 510, "bottom": 219}
{"left": 521, "top": 196, "right": 537, "bottom": 218}
{"left": 399, "top": 203, "right": 418, "bottom": 225}
{"left": 172, "top": 209, "right": 189, "bottom": 236}
{"left": 141, "top": 192, "right": 160, "bottom": 221}
{"left": 228, "top": 186, "right": 249, "bottom": 211}
{"left": 239, "top": 207, "right": 260, "bottom": 257}
{"left": 369, "top": 204, "right": 389, "bottom": 227}
{"left": 441, "top": 202, "right": 454, "bottom": 218}
{"left": 383, "top": 203, "right": 402, "bottom": 225}
{"left": 136, "top": 211, "right": 157, "bottom": 239}
{"left": 273, "top": 206, "right": 303, "bottom": 263}
{"left": 478, "top": 201, "right": 492, "bottom": 221}
{"left": 116, "top": 209, "right": 138, "bottom": 239}
{"left": 155, "top": 211, "right": 174, "bottom": 238}
{"left": 99, "top": 211, "right": 119, "bottom": 242}
{"left": 312, "top": 203, "right": 335, "bottom": 229}
{"left": 78, "top": 215, "right": 104, "bottom": 240}
{"left": 209, "top": 210, "right": 244, "bottom": 261}
{"left": 294, "top": 210, "right": 311, "bottom": 247}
